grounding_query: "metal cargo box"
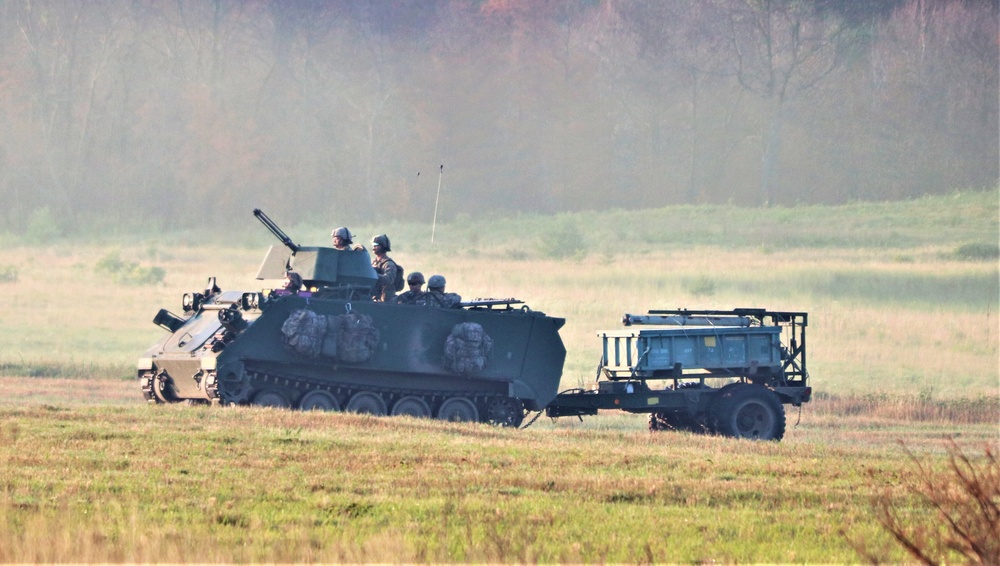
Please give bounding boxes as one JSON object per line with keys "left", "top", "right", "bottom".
{"left": 599, "top": 325, "right": 782, "bottom": 377}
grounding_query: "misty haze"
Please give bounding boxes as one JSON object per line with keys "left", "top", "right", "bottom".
{"left": 0, "top": 0, "right": 996, "bottom": 235}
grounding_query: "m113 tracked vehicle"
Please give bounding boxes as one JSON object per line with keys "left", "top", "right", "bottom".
{"left": 138, "top": 209, "right": 566, "bottom": 427}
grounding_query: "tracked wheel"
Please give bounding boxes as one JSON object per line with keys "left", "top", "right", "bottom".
{"left": 391, "top": 396, "right": 432, "bottom": 418}
{"left": 299, "top": 390, "right": 340, "bottom": 411}
{"left": 346, "top": 391, "right": 388, "bottom": 416}
{"left": 252, "top": 390, "right": 291, "bottom": 408}
{"left": 437, "top": 397, "right": 479, "bottom": 423}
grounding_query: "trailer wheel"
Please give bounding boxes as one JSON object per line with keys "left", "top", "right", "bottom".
{"left": 711, "top": 384, "right": 785, "bottom": 441}
{"left": 649, "top": 411, "right": 702, "bottom": 433}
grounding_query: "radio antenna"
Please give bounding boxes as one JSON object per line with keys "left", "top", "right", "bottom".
{"left": 431, "top": 164, "right": 443, "bottom": 243}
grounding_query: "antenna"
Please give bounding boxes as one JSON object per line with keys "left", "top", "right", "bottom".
{"left": 431, "top": 164, "right": 443, "bottom": 243}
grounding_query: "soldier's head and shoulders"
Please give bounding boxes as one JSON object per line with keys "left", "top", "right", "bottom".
{"left": 331, "top": 227, "right": 365, "bottom": 251}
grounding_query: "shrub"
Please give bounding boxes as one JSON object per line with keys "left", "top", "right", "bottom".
{"left": 683, "top": 275, "right": 716, "bottom": 297}
{"left": 537, "top": 218, "right": 587, "bottom": 259}
{"left": 25, "top": 207, "right": 61, "bottom": 244}
{"left": 953, "top": 242, "right": 1000, "bottom": 261}
{"left": 850, "top": 440, "right": 999, "bottom": 564}
{"left": 0, "top": 265, "right": 17, "bottom": 283}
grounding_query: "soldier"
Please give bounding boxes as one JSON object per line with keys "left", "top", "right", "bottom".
{"left": 393, "top": 272, "right": 426, "bottom": 304}
{"left": 371, "top": 234, "right": 398, "bottom": 302}
{"left": 418, "top": 274, "right": 462, "bottom": 308}
{"left": 331, "top": 227, "right": 364, "bottom": 251}
{"left": 283, "top": 270, "right": 303, "bottom": 293}
{"left": 268, "top": 270, "right": 302, "bottom": 300}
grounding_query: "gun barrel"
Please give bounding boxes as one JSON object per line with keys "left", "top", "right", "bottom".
{"left": 253, "top": 209, "right": 299, "bottom": 252}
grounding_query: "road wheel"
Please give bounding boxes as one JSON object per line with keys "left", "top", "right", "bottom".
{"left": 437, "top": 397, "right": 479, "bottom": 423}
{"left": 346, "top": 391, "right": 388, "bottom": 416}
{"left": 391, "top": 396, "right": 432, "bottom": 418}
{"left": 711, "top": 383, "right": 785, "bottom": 440}
{"left": 485, "top": 397, "right": 524, "bottom": 427}
{"left": 299, "top": 390, "right": 340, "bottom": 411}
{"left": 252, "top": 390, "right": 291, "bottom": 409}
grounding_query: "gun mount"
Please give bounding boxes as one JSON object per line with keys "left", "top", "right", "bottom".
{"left": 254, "top": 208, "right": 299, "bottom": 252}
{"left": 251, "top": 209, "right": 377, "bottom": 296}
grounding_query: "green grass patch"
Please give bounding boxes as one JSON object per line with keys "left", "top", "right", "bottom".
{"left": 1, "top": 405, "right": 992, "bottom": 563}
{"left": 95, "top": 251, "right": 166, "bottom": 286}
{"left": 0, "top": 361, "right": 133, "bottom": 380}
{"left": 792, "top": 270, "right": 997, "bottom": 308}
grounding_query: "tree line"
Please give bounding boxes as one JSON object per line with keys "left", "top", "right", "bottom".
{"left": 0, "top": 0, "right": 996, "bottom": 234}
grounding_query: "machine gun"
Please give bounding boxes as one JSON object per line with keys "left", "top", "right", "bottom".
{"left": 253, "top": 208, "right": 299, "bottom": 253}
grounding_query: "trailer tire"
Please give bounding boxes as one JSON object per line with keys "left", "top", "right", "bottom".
{"left": 711, "top": 383, "right": 785, "bottom": 441}
{"left": 649, "top": 411, "right": 703, "bottom": 433}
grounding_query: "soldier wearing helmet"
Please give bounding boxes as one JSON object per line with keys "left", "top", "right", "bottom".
{"left": 267, "top": 270, "right": 302, "bottom": 300}
{"left": 393, "top": 271, "right": 426, "bottom": 304}
{"left": 331, "top": 227, "right": 364, "bottom": 251}
{"left": 418, "top": 274, "right": 462, "bottom": 308}
{"left": 282, "top": 270, "right": 303, "bottom": 293}
{"left": 371, "top": 234, "right": 398, "bottom": 302}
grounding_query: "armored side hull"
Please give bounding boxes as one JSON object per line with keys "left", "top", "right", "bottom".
{"left": 139, "top": 290, "right": 566, "bottom": 426}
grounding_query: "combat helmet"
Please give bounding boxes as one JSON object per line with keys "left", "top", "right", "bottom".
{"left": 407, "top": 272, "right": 425, "bottom": 285}
{"left": 331, "top": 227, "right": 352, "bottom": 243}
{"left": 372, "top": 234, "right": 391, "bottom": 251}
{"left": 427, "top": 274, "right": 446, "bottom": 290}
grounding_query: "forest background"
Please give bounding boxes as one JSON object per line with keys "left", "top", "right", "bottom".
{"left": 0, "top": 0, "right": 997, "bottom": 237}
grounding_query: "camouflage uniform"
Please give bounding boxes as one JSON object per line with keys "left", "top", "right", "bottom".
{"left": 393, "top": 289, "right": 424, "bottom": 304}
{"left": 371, "top": 234, "right": 397, "bottom": 302}
{"left": 417, "top": 275, "right": 461, "bottom": 308}
{"left": 393, "top": 272, "right": 425, "bottom": 304}
{"left": 372, "top": 255, "right": 398, "bottom": 302}
{"left": 418, "top": 290, "right": 462, "bottom": 308}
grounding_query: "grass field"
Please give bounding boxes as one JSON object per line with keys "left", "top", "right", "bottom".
{"left": 0, "top": 190, "right": 997, "bottom": 562}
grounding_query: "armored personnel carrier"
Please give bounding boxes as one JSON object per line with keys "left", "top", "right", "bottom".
{"left": 138, "top": 210, "right": 566, "bottom": 427}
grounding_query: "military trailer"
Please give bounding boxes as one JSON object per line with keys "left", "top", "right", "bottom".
{"left": 138, "top": 210, "right": 566, "bottom": 427}
{"left": 545, "top": 308, "right": 811, "bottom": 440}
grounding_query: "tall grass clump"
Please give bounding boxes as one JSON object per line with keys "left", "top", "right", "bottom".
{"left": 812, "top": 392, "right": 1000, "bottom": 424}
{"left": 682, "top": 275, "right": 716, "bottom": 297}
{"left": 0, "top": 265, "right": 17, "bottom": 283}
{"left": 94, "top": 251, "right": 166, "bottom": 285}
{"left": 952, "top": 242, "right": 1000, "bottom": 261}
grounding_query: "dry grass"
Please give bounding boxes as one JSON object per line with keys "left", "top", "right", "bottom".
{"left": 2, "top": 404, "right": 996, "bottom": 563}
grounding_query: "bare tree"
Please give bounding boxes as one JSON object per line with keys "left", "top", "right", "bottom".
{"left": 724, "top": 0, "right": 852, "bottom": 206}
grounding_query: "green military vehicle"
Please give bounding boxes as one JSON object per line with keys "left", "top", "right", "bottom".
{"left": 138, "top": 210, "right": 566, "bottom": 427}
